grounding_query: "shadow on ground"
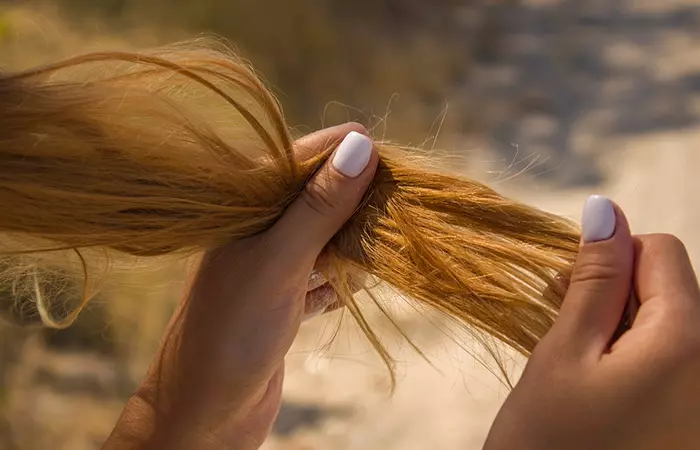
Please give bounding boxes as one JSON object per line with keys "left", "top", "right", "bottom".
{"left": 272, "top": 401, "right": 354, "bottom": 437}
{"left": 460, "top": 0, "right": 700, "bottom": 186}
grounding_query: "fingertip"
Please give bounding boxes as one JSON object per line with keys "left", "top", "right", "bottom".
{"left": 302, "top": 284, "right": 337, "bottom": 322}
{"left": 581, "top": 196, "right": 631, "bottom": 245}
{"left": 342, "top": 122, "right": 370, "bottom": 137}
{"left": 554, "top": 197, "right": 635, "bottom": 357}
{"left": 267, "top": 132, "right": 377, "bottom": 261}
{"left": 632, "top": 233, "right": 699, "bottom": 309}
{"left": 293, "top": 122, "right": 370, "bottom": 162}
{"left": 331, "top": 131, "right": 374, "bottom": 178}
{"left": 611, "top": 201, "right": 632, "bottom": 240}
{"left": 581, "top": 195, "right": 616, "bottom": 243}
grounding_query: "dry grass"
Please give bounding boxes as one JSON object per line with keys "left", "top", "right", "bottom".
{"left": 0, "top": 6, "right": 199, "bottom": 448}
{"left": 42, "top": 0, "right": 476, "bottom": 143}
{"left": 2, "top": 2, "right": 699, "bottom": 449}
{"left": 0, "top": 3, "right": 487, "bottom": 448}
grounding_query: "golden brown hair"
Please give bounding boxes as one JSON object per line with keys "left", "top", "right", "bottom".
{"left": 0, "top": 40, "right": 580, "bottom": 379}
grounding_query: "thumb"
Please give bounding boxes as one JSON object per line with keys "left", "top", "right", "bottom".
{"left": 553, "top": 196, "right": 634, "bottom": 358}
{"left": 268, "top": 131, "right": 378, "bottom": 264}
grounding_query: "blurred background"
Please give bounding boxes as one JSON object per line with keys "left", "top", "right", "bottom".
{"left": 1, "top": 0, "right": 700, "bottom": 448}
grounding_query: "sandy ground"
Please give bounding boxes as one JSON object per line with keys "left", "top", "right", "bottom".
{"left": 2, "top": 2, "right": 700, "bottom": 449}
{"left": 262, "top": 128, "right": 700, "bottom": 450}
{"left": 7, "top": 131, "right": 698, "bottom": 450}
{"left": 265, "top": 1, "right": 700, "bottom": 445}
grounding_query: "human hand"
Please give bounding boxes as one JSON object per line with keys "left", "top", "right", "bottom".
{"left": 104, "top": 123, "right": 378, "bottom": 450}
{"left": 484, "top": 196, "right": 700, "bottom": 450}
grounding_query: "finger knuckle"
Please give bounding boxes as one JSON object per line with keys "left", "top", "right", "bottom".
{"left": 645, "top": 233, "right": 688, "bottom": 256}
{"left": 662, "top": 338, "right": 700, "bottom": 373}
{"left": 300, "top": 177, "right": 340, "bottom": 218}
{"left": 642, "top": 309, "right": 700, "bottom": 370}
{"left": 525, "top": 339, "right": 579, "bottom": 383}
{"left": 345, "top": 122, "right": 369, "bottom": 136}
{"left": 570, "top": 256, "right": 622, "bottom": 285}
{"left": 674, "top": 316, "right": 700, "bottom": 360}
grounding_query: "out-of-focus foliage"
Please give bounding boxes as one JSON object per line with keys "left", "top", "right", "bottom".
{"left": 5, "top": 1, "right": 700, "bottom": 448}
{"left": 49, "top": 0, "right": 477, "bottom": 139}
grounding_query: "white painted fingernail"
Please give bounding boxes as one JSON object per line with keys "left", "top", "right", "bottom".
{"left": 582, "top": 195, "right": 616, "bottom": 243}
{"left": 331, "top": 131, "right": 373, "bottom": 178}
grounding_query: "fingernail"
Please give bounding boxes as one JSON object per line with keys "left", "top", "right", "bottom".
{"left": 307, "top": 270, "right": 327, "bottom": 291}
{"left": 332, "top": 131, "right": 373, "bottom": 178}
{"left": 582, "top": 195, "right": 616, "bottom": 243}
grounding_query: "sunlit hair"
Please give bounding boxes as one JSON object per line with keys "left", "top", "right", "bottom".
{"left": 0, "top": 39, "right": 580, "bottom": 382}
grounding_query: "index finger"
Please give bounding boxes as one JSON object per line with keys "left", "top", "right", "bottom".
{"left": 293, "top": 122, "right": 369, "bottom": 161}
{"left": 633, "top": 233, "right": 700, "bottom": 310}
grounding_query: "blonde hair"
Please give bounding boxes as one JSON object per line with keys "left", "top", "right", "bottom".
{"left": 0, "top": 40, "right": 579, "bottom": 380}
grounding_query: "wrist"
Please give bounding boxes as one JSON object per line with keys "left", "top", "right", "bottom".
{"left": 104, "top": 392, "right": 243, "bottom": 450}
{"left": 102, "top": 393, "right": 157, "bottom": 450}
{"left": 104, "top": 367, "right": 284, "bottom": 450}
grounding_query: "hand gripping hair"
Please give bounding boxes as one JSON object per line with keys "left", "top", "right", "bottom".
{"left": 0, "top": 40, "right": 580, "bottom": 378}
